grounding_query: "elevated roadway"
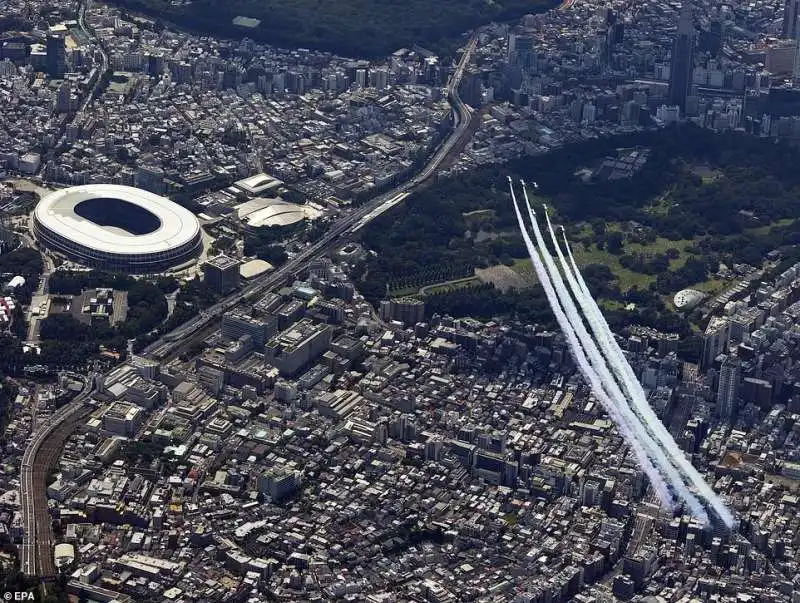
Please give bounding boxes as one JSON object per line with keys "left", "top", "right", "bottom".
{"left": 143, "top": 34, "right": 478, "bottom": 361}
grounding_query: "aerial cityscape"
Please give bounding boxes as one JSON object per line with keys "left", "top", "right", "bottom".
{"left": 0, "top": 0, "right": 800, "bottom": 601}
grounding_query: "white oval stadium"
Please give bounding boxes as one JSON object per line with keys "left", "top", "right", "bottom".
{"left": 33, "top": 184, "right": 203, "bottom": 273}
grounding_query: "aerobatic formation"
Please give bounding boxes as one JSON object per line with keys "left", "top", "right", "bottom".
{"left": 507, "top": 177, "right": 735, "bottom": 530}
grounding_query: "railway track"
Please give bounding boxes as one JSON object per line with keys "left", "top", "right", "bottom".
{"left": 21, "top": 401, "right": 93, "bottom": 578}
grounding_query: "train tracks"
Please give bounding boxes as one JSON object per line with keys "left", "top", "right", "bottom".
{"left": 20, "top": 397, "right": 93, "bottom": 578}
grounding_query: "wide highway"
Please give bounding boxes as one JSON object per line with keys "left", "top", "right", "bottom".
{"left": 142, "top": 34, "right": 478, "bottom": 361}
{"left": 19, "top": 34, "right": 479, "bottom": 579}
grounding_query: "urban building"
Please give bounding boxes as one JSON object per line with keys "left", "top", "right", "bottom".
{"left": 716, "top": 355, "right": 741, "bottom": 420}
{"left": 784, "top": 0, "right": 800, "bottom": 39}
{"left": 221, "top": 310, "right": 277, "bottom": 348}
{"left": 101, "top": 401, "right": 144, "bottom": 437}
{"left": 667, "top": 6, "right": 695, "bottom": 114}
{"left": 702, "top": 316, "right": 730, "bottom": 370}
{"left": 379, "top": 297, "right": 425, "bottom": 325}
{"left": 46, "top": 34, "right": 65, "bottom": 78}
{"left": 264, "top": 318, "right": 332, "bottom": 377}
{"left": 203, "top": 255, "right": 241, "bottom": 294}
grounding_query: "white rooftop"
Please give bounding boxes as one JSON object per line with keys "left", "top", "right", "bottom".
{"left": 35, "top": 184, "right": 200, "bottom": 256}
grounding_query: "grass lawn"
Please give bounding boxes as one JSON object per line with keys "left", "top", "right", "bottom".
{"left": 600, "top": 299, "right": 627, "bottom": 311}
{"left": 510, "top": 232, "right": 700, "bottom": 292}
{"left": 643, "top": 188, "right": 675, "bottom": 217}
{"left": 572, "top": 244, "right": 655, "bottom": 290}
{"left": 512, "top": 249, "right": 654, "bottom": 291}
{"left": 388, "top": 286, "right": 423, "bottom": 297}
{"left": 691, "top": 278, "right": 728, "bottom": 294}
{"left": 509, "top": 202, "right": 795, "bottom": 306}
{"left": 625, "top": 236, "right": 696, "bottom": 270}
{"left": 745, "top": 218, "right": 795, "bottom": 237}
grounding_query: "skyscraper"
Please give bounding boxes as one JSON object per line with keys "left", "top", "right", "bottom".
{"left": 46, "top": 34, "right": 66, "bottom": 78}
{"left": 56, "top": 82, "right": 71, "bottom": 114}
{"left": 783, "top": 0, "right": 800, "bottom": 39}
{"left": 716, "top": 355, "right": 741, "bottom": 420}
{"left": 701, "top": 316, "right": 729, "bottom": 370}
{"left": 667, "top": 6, "right": 695, "bottom": 114}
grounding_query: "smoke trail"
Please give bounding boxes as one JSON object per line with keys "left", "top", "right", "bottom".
{"left": 508, "top": 178, "right": 675, "bottom": 508}
{"left": 542, "top": 211, "right": 705, "bottom": 519}
{"left": 557, "top": 228, "right": 734, "bottom": 528}
{"left": 520, "top": 181, "right": 709, "bottom": 521}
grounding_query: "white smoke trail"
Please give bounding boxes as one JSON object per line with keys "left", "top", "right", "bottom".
{"left": 542, "top": 212, "right": 708, "bottom": 521}
{"left": 507, "top": 178, "right": 675, "bottom": 508}
{"left": 520, "top": 181, "right": 709, "bottom": 521}
{"left": 557, "top": 227, "right": 735, "bottom": 528}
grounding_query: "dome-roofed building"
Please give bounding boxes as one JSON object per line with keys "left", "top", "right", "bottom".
{"left": 673, "top": 288, "right": 706, "bottom": 311}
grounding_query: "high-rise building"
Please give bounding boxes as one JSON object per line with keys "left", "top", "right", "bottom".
{"left": 667, "top": 6, "right": 695, "bottom": 114}
{"left": 507, "top": 33, "right": 534, "bottom": 63}
{"left": 203, "top": 255, "right": 240, "bottom": 294}
{"left": 784, "top": 0, "right": 800, "bottom": 38}
{"left": 793, "top": 37, "right": 800, "bottom": 88}
{"left": 716, "top": 355, "right": 741, "bottom": 420}
{"left": 370, "top": 67, "right": 389, "bottom": 90}
{"left": 355, "top": 68, "right": 367, "bottom": 88}
{"left": 582, "top": 481, "right": 600, "bottom": 507}
{"left": 702, "top": 316, "right": 730, "bottom": 370}
{"left": 46, "top": 34, "right": 66, "bottom": 78}
{"left": 56, "top": 82, "right": 71, "bottom": 114}
{"left": 704, "top": 18, "right": 725, "bottom": 56}
{"left": 379, "top": 297, "right": 425, "bottom": 325}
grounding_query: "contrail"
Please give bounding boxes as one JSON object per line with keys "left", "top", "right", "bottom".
{"left": 557, "top": 227, "right": 735, "bottom": 528}
{"left": 519, "top": 181, "right": 708, "bottom": 520}
{"left": 542, "top": 210, "right": 706, "bottom": 520}
{"left": 508, "top": 178, "right": 675, "bottom": 508}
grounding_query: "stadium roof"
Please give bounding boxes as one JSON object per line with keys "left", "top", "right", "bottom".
{"left": 236, "top": 198, "right": 322, "bottom": 227}
{"left": 35, "top": 185, "right": 200, "bottom": 256}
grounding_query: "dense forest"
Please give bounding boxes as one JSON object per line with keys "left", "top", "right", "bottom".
{"left": 109, "top": 0, "right": 556, "bottom": 58}
{"left": 244, "top": 226, "right": 292, "bottom": 267}
{"left": 356, "top": 125, "right": 800, "bottom": 346}
{"left": 0, "top": 247, "right": 43, "bottom": 304}
{"left": 48, "top": 270, "right": 139, "bottom": 295}
{"left": 32, "top": 273, "right": 197, "bottom": 368}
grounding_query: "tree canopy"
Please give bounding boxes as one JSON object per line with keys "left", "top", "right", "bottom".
{"left": 107, "top": 0, "right": 556, "bottom": 58}
{"left": 356, "top": 124, "right": 800, "bottom": 353}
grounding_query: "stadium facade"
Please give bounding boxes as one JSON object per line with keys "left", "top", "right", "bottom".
{"left": 33, "top": 184, "right": 202, "bottom": 273}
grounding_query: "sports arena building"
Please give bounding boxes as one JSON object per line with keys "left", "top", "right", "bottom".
{"left": 33, "top": 184, "right": 203, "bottom": 273}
